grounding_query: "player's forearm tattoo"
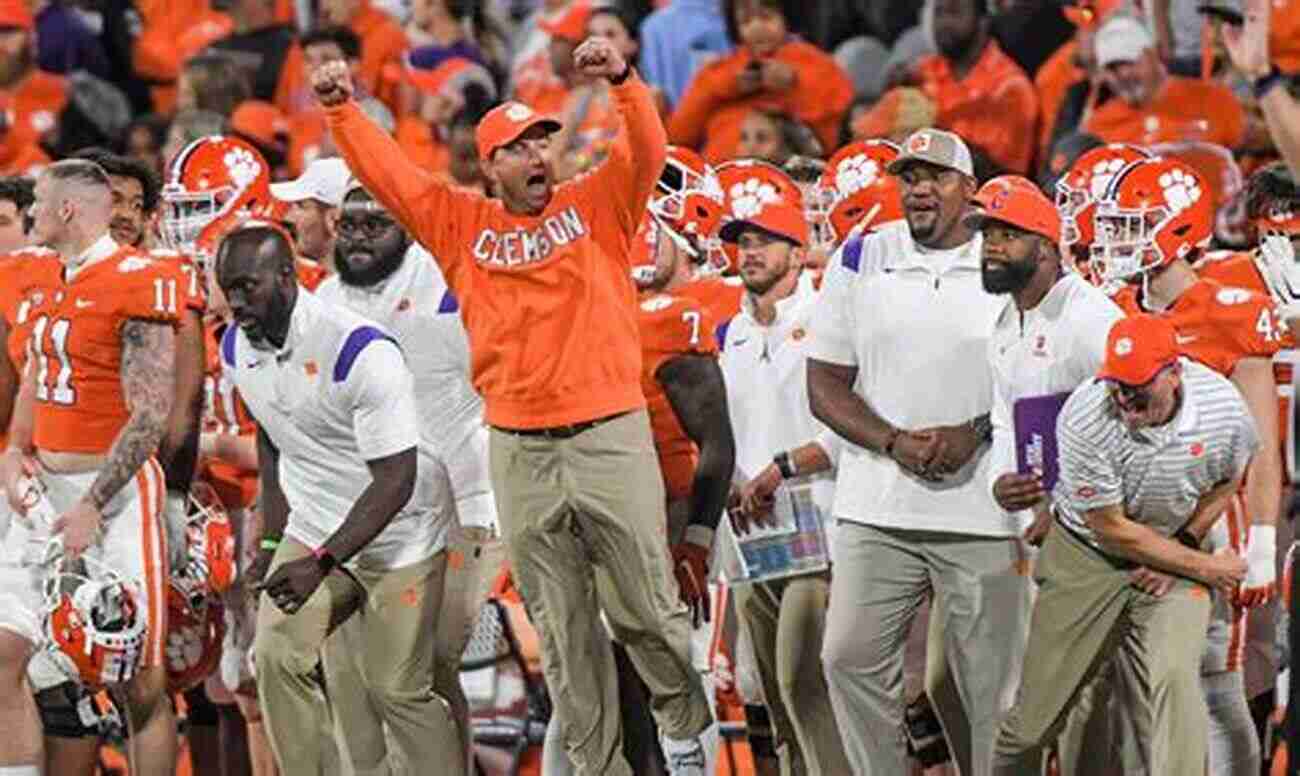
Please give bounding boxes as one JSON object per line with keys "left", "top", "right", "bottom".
{"left": 86, "top": 320, "right": 176, "bottom": 510}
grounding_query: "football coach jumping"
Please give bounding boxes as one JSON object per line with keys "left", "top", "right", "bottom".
{"left": 311, "top": 36, "right": 714, "bottom": 776}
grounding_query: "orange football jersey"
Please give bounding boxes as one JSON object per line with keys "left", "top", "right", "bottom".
{"left": 0, "top": 248, "right": 62, "bottom": 368}
{"left": 30, "top": 248, "right": 182, "bottom": 454}
{"left": 676, "top": 277, "right": 745, "bottom": 331}
{"left": 150, "top": 249, "right": 208, "bottom": 315}
{"left": 200, "top": 319, "right": 258, "bottom": 510}
{"left": 638, "top": 292, "right": 719, "bottom": 501}
{"left": 1113, "top": 278, "right": 1287, "bottom": 377}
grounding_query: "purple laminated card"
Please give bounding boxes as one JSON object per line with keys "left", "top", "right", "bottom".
{"left": 1013, "top": 391, "right": 1072, "bottom": 491}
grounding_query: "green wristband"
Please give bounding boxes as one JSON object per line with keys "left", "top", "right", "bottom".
{"left": 260, "top": 537, "right": 281, "bottom": 551}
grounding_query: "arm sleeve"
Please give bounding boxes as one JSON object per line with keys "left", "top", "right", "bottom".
{"left": 586, "top": 73, "right": 668, "bottom": 238}
{"left": 808, "top": 253, "right": 858, "bottom": 366}
{"left": 987, "top": 360, "right": 1018, "bottom": 506}
{"left": 345, "top": 340, "right": 420, "bottom": 461}
{"left": 324, "top": 100, "right": 478, "bottom": 294}
{"left": 1056, "top": 400, "right": 1123, "bottom": 513}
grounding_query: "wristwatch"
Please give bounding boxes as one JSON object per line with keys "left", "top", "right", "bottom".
{"left": 1253, "top": 65, "right": 1284, "bottom": 100}
{"left": 312, "top": 546, "right": 338, "bottom": 575}
{"left": 774, "top": 451, "right": 797, "bottom": 479}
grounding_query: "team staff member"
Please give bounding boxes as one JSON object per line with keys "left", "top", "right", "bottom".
{"left": 314, "top": 36, "right": 713, "bottom": 775}
{"left": 809, "top": 129, "right": 1025, "bottom": 776}
{"left": 993, "top": 315, "right": 1256, "bottom": 775}
{"left": 216, "top": 222, "right": 460, "bottom": 776}
{"left": 317, "top": 183, "right": 504, "bottom": 774}
{"left": 716, "top": 186, "right": 849, "bottom": 775}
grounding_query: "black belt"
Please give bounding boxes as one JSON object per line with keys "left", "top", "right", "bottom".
{"left": 494, "top": 411, "right": 628, "bottom": 440}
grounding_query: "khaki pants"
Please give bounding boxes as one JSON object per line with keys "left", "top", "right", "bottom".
{"left": 992, "top": 525, "right": 1212, "bottom": 776}
{"left": 821, "top": 522, "right": 1031, "bottom": 776}
{"left": 489, "top": 410, "right": 712, "bottom": 776}
{"left": 255, "top": 539, "right": 458, "bottom": 776}
{"left": 732, "top": 573, "right": 848, "bottom": 776}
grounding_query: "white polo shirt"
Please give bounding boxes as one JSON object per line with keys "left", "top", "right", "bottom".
{"left": 987, "top": 272, "right": 1124, "bottom": 531}
{"left": 810, "top": 220, "right": 1010, "bottom": 535}
{"left": 316, "top": 244, "right": 496, "bottom": 528}
{"left": 223, "top": 289, "right": 446, "bottom": 568}
{"left": 1054, "top": 359, "right": 1258, "bottom": 555}
{"left": 718, "top": 271, "right": 838, "bottom": 514}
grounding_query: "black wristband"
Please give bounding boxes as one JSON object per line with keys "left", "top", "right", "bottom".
{"left": 774, "top": 451, "right": 796, "bottom": 479}
{"left": 1254, "top": 65, "right": 1284, "bottom": 100}
{"left": 1173, "top": 528, "right": 1201, "bottom": 550}
{"left": 313, "top": 547, "right": 338, "bottom": 575}
{"left": 610, "top": 62, "right": 632, "bottom": 85}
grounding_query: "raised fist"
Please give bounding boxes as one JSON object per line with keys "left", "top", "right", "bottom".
{"left": 572, "top": 36, "right": 628, "bottom": 82}
{"left": 311, "top": 59, "right": 354, "bottom": 108}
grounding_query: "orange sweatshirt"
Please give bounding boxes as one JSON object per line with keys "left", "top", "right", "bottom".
{"left": 667, "top": 40, "right": 853, "bottom": 165}
{"left": 326, "top": 74, "right": 666, "bottom": 429}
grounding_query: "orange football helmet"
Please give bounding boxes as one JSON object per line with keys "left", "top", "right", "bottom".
{"left": 1055, "top": 143, "right": 1151, "bottom": 259}
{"left": 1149, "top": 141, "right": 1245, "bottom": 247}
{"left": 185, "top": 480, "right": 237, "bottom": 596}
{"left": 41, "top": 559, "right": 147, "bottom": 689}
{"left": 161, "top": 135, "right": 276, "bottom": 256}
{"left": 649, "top": 147, "right": 725, "bottom": 267}
{"left": 1093, "top": 157, "right": 1214, "bottom": 285}
{"left": 164, "top": 575, "right": 226, "bottom": 693}
{"left": 715, "top": 160, "right": 804, "bottom": 273}
{"left": 813, "top": 140, "right": 903, "bottom": 248}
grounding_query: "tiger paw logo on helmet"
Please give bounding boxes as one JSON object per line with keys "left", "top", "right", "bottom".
{"left": 1158, "top": 169, "right": 1202, "bottom": 214}
{"left": 729, "top": 179, "right": 780, "bottom": 219}
{"left": 1088, "top": 158, "right": 1129, "bottom": 198}
{"left": 223, "top": 147, "right": 263, "bottom": 191}
{"left": 834, "top": 154, "right": 882, "bottom": 197}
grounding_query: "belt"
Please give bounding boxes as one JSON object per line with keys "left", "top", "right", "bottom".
{"left": 494, "top": 411, "right": 628, "bottom": 440}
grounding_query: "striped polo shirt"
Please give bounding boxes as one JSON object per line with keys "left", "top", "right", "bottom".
{"left": 1053, "top": 358, "right": 1258, "bottom": 556}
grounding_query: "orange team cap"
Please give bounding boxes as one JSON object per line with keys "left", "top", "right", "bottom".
{"left": 0, "top": 0, "right": 32, "bottom": 30}
{"left": 963, "top": 175, "right": 1062, "bottom": 244}
{"left": 229, "top": 101, "right": 288, "bottom": 151}
{"left": 475, "top": 101, "right": 561, "bottom": 160}
{"left": 718, "top": 190, "right": 809, "bottom": 247}
{"left": 1098, "top": 314, "right": 1180, "bottom": 386}
{"left": 539, "top": 1, "right": 594, "bottom": 43}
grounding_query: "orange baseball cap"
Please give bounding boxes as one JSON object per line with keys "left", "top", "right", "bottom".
{"left": 719, "top": 197, "right": 810, "bottom": 247}
{"left": 475, "top": 101, "right": 561, "bottom": 160}
{"left": 0, "top": 0, "right": 33, "bottom": 30}
{"left": 1098, "top": 314, "right": 1180, "bottom": 386}
{"left": 964, "top": 175, "right": 1062, "bottom": 244}
{"left": 540, "top": 1, "right": 594, "bottom": 43}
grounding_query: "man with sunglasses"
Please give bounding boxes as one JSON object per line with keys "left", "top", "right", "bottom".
{"left": 994, "top": 313, "right": 1257, "bottom": 775}
{"left": 314, "top": 182, "right": 503, "bottom": 775}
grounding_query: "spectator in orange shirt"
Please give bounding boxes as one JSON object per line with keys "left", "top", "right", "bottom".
{"left": 1083, "top": 13, "right": 1262, "bottom": 152}
{"left": 0, "top": 1, "right": 64, "bottom": 158}
{"left": 319, "top": 0, "right": 409, "bottom": 112}
{"left": 394, "top": 56, "right": 497, "bottom": 176}
{"left": 906, "top": 0, "right": 1039, "bottom": 175}
{"left": 668, "top": 0, "right": 853, "bottom": 165}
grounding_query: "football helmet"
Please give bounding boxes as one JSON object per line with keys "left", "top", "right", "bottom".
{"left": 161, "top": 135, "right": 276, "bottom": 255}
{"left": 164, "top": 574, "right": 226, "bottom": 693}
{"left": 1093, "top": 157, "right": 1214, "bottom": 284}
{"left": 648, "top": 147, "right": 725, "bottom": 267}
{"left": 1055, "top": 143, "right": 1151, "bottom": 259}
{"left": 813, "top": 140, "right": 903, "bottom": 248}
{"left": 41, "top": 557, "right": 146, "bottom": 689}
{"left": 184, "top": 480, "right": 236, "bottom": 596}
{"left": 715, "top": 160, "right": 804, "bottom": 273}
{"left": 1149, "top": 141, "right": 1246, "bottom": 247}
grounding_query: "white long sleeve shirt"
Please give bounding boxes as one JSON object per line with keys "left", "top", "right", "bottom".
{"left": 810, "top": 220, "right": 1010, "bottom": 535}
{"left": 987, "top": 273, "right": 1124, "bottom": 531}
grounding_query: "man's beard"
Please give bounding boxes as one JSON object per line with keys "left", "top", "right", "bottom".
{"left": 982, "top": 245, "right": 1040, "bottom": 294}
{"left": 335, "top": 240, "right": 409, "bottom": 287}
{"left": 742, "top": 260, "right": 793, "bottom": 296}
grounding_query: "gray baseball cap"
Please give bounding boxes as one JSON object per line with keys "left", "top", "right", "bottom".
{"left": 886, "top": 128, "right": 975, "bottom": 178}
